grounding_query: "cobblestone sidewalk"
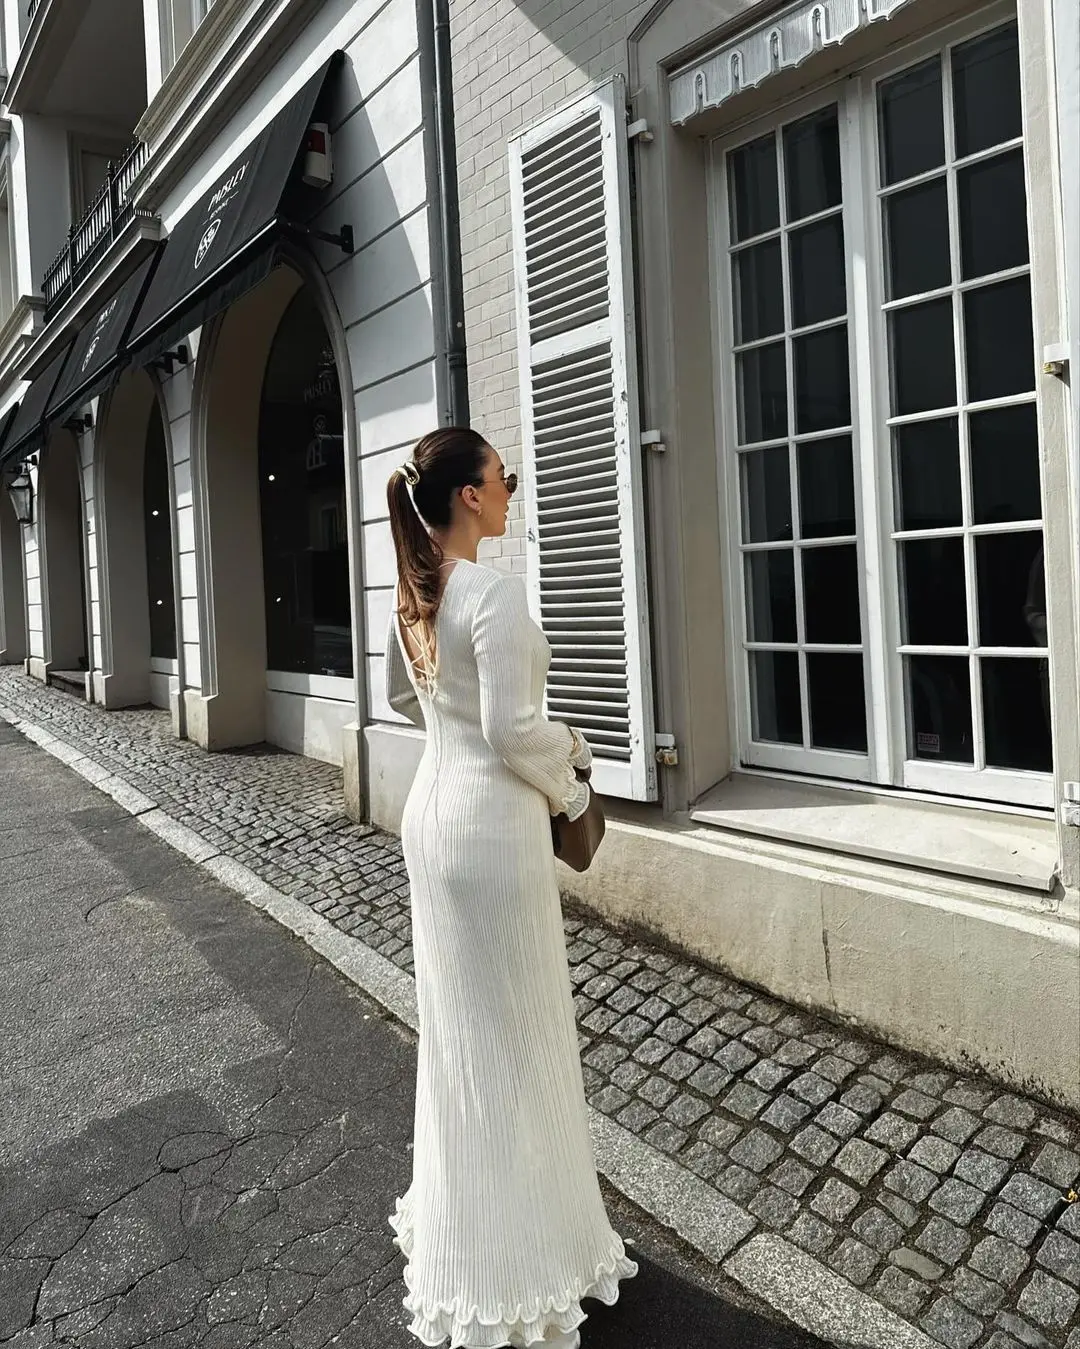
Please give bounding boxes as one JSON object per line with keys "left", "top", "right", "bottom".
{"left": 2, "top": 668, "right": 1079, "bottom": 1349}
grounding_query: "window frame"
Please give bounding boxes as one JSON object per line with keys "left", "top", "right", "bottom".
{"left": 709, "top": 2, "right": 1054, "bottom": 811}
{"left": 159, "top": 0, "right": 212, "bottom": 77}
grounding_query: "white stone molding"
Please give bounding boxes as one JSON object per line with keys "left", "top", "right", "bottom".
{"left": 669, "top": 0, "right": 917, "bottom": 125}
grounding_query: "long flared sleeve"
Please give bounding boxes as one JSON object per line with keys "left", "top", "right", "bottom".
{"left": 472, "top": 573, "right": 590, "bottom": 819}
{"left": 385, "top": 607, "right": 425, "bottom": 729}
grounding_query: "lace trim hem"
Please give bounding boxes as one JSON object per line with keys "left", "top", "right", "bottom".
{"left": 388, "top": 1193, "right": 638, "bottom": 1348}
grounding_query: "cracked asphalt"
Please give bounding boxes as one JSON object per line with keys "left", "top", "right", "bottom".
{"left": 0, "top": 722, "right": 828, "bottom": 1348}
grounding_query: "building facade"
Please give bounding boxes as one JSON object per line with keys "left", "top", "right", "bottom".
{"left": 0, "top": 0, "right": 457, "bottom": 815}
{"left": 435, "top": 0, "right": 1080, "bottom": 1106}
{"left": 0, "top": 0, "right": 1077, "bottom": 1109}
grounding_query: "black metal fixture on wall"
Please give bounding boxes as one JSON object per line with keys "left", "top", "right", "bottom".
{"left": 5, "top": 466, "right": 34, "bottom": 525}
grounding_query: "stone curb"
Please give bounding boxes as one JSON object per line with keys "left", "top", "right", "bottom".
{"left": 1, "top": 703, "right": 938, "bottom": 1349}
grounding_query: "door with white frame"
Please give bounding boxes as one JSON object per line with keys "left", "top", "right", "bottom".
{"left": 711, "top": 9, "right": 1053, "bottom": 810}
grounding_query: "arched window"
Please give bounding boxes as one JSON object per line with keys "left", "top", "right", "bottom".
{"left": 258, "top": 289, "right": 351, "bottom": 677}
{"left": 144, "top": 399, "right": 176, "bottom": 660}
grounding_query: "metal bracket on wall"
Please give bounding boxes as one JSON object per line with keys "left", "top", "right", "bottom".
{"left": 655, "top": 732, "right": 678, "bottom": 767}
{"left": 285, "top": 221, "right": 354, "bottom": 255}
{"left": 62, "top": 411, "right": 93, "bottom": 434}
{"left": 627, "top": 119, "right": 654, "bottom": 143}
{"left": 1063, "top": 782, "right": 1080, "bottom": 828}
{"left": 641, "top": 429, "right": 666, "bottom": 454}
{"left": 153, "top": 345, "right": 189, "bottom": 376}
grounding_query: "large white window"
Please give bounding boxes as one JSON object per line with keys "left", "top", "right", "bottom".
{"left": 159, "top": 0, "right": 213, "bottom": 75}
{"left": 713, "top": 13, "right": 1051, "bottom": 808}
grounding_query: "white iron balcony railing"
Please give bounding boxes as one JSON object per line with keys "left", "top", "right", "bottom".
{"left": 42, "top": 141, "right": 150, "bottom": 322}
{"left": 27, "top": 0, "right": 44, "bottom": 20}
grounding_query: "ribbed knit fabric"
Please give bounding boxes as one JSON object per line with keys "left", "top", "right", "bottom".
{"left": 385, "top": 560, "right": 637, "bottom": 1348}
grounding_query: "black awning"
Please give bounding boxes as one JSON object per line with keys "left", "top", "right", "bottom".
{"left": 45, "top": 248, "right": 163, "bottom": 427}
{"left": 0, "top": 342, "right": 75, "bottom": 473}
{"left": 0, "top": 401, "right": 21, "bottom": 473}
{"left": 128, "top": 51, "right": 345, "bottom": 369}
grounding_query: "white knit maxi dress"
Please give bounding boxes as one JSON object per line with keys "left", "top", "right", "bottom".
{"left": 386, "top": 559, "right": 637, "bottom": 1349}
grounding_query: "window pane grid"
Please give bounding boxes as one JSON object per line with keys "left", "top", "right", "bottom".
{"left": 727, "top": 106, "right": 868, "bottom": 761}
{"left": 875, "top": 20, "right": 1047, "bottom": 783}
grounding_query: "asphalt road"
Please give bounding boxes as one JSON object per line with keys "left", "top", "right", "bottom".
{"left": 0, "top": 720, "right": 830, "bottom": 1348}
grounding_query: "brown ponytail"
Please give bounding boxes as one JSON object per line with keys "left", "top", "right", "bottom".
{"left": 387, "top": 427, "right": 489, "bottom": 632}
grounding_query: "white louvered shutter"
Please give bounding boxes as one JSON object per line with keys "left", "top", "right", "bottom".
{"left": 508, "top": 78, "right": 657, "bottom": 802}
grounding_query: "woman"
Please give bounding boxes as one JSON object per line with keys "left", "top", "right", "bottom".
{"left": 385, "top": 427, "right": 637, "bottom": 1349}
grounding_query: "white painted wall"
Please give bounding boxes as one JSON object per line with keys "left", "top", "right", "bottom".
{"left": 0, "top": 495, "right": 26, "bottom": 663}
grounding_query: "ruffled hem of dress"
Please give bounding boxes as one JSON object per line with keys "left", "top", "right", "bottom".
{"left": 388, "top": 1193, "right": 638, "bottom": 1348}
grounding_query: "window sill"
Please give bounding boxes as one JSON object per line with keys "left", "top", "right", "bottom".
{"left": 265, "top": 670, "right": 355, "bottom": 702}
{"left": 690, "top": 773, "right": 1059, "bottom": 893}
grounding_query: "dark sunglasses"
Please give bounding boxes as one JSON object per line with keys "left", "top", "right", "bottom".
{"left": 476, "top": 471, "right": 518, "bottom": 496}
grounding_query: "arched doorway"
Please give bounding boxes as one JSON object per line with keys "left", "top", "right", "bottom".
{"left": 192, "top": 264, "right": 355, "bottom": 761}
{"left": 94, "top": 370, "right": 178, "bottom": 708}
{"left": 38, "top": 430, "right": 88, "bottom": 688}
{"left": 0, "top": 488, "right": 27, "bottom": 665}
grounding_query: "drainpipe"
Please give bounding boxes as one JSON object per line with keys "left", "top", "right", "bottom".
{"left": 423, "top": 0, "right": 469, "bottom": 426}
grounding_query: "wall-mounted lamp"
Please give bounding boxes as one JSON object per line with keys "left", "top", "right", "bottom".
{"left": 6, "top": 468, "right": 34, "bottom": 525}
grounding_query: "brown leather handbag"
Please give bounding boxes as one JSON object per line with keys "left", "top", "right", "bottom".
{"left": 551, "top": 765, "right": 606, "bottom": 872}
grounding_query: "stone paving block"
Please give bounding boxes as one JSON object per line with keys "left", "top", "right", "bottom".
{"left": 985, "top": 1203, "right": 1043, "bottom": 1248}
{"left": 771, "top": 1159, "right": 816, "bottom": 1198}
{"left": 886, "top": 1159, "right": 939, "bottom": 1203}
{"left": 590, "top": 1085, "right": 630, "bottom": 1115}
{"left": 606, "top": 985, "right": 646, "bottom": 1014}
{"left": 665, "top": 1094, "right": 710, "bottom": 1129}
{"left": 743, "top": 1025, "right": 783, "bottom": 1055}
{"left": 638, "top": 1077, "right": 677, "bottom": 1108}
{"left": 999, "top": 1174, "right": 1062, "bottom": 1220}
{"left": 986, "top": 1096, "right": 1038, "bottom": 1131}
{"left": 954, "top": 1148, "right": 1011, "bottom": 1193}
{"left": 717, "top": 1012, "right": 753, "bottom": 1036}
{"left": 917, "top": 1217, "right": 971, "bottom": 1266}
{"left": 717, "top": 1163, "right": 761, "bottom": 1203}
{"left": 870, "top": 1053, "right": 912, "bottom": 1083}
{"left": 775, "top": 1039, "right": 818, "bottom": 1068}
{"left": 932, "top": 1108, "right": 982, "bottom": 1145}
{"left": 1016, "top": 1269, "right": 1079, "bottom": 1331}
{"left": 969, "top": 1236, "right": 1031, "bottom": 1287}
{"left": 840, "top": 1083, "right": 883, "bottom": 1116}
{"left": 655, "top": 1015, "right": 694, "bottom": 1045}
{"left": 687, "top": 1063, "right": 732, "bottom": 1098}
{"left": 633, "top": 1036, "right": 673, "bottom": 1068}
{"left": 581, "top": 1006, "right": 620, "bottom": 1034}
{"left": 1036, "top": 1231, "right": 1080, "bottom": 1287}
{"left": 679, "top": 1141, "right": 722, "bottom": 1180}
{"left": 929, "top": 1178, "right": 987, "bottom": 1226}
{"left": 920, "top": 1294, "right": 983, "bottom": 1349}
{"left": 827, "top": 1237, "right": 879, "bottom": 1287}
{"left": 852, "top": 1206, "right": 903, "bottom": 1255}
{"left": 879, "top": 1193, "right": 921, "bottom": 1229}
{"left": 834, "top": 1139, "right": 888, "bottom": 1185}
{"left": 615, "top": 1100, "right": 658, "bottom": 1133}
{"left": 610, "top": 1060, "right": 649, "bottom": 1092}
{"left": 729, "top": 1129, "right": 784, "bottom": 1174}
{"left": 644, "top": 1120, "right": 689, "bottom": 1155}
{"left": 699, "top": 1118, "right": 742, "bottom": 1151}
{"left": 684, "top": 1026, "right": 723, "bottom": 1057}
{"left": 788, "top": 1211, "right": 836, "bottom": 1256}
{"left": 1032, "top": 1142, "right": 1080, "bottom": 1190}
{"left": 791, "top": 1125, "right": 841, "bottom": 1167}
{"left": 583, "top": 1043, "right": 628, "bottom": 1073}
{"left": 749, "top": 1185, "right": 799, "bottom": 1230}
{"left": 745, "top": 1059, "right": 793, "bottom": 1092}
{"left": 789, "top": 1073, "right": 835, "bottom": 1107}
{"left": 811, "top": 1178, "right": 861, "bottom": 1223}
{"left": 629, "top": 969, "right": 665, "bottom": 994}
{"left": 746, "top": 997, "right": 784, "bottom": 1024}
{"left": 714, "top": 1040, "right": 757, "bottom": 1073}
{"left": 814, "top": 1054, "right": 857, "bottom": 1085}
{"left": 660, "top": 1050, "right": 700, "bottom": 1082}
{"left": 994, "top": 1310, "right": 1054, "bottom": 1347}
{"left": 815, "top": 1102, "right": 861, "bottom": 1139}
{"left": 948, "top": 1265, "right": 1006, "bottom": 1314}
{"left": 660, "top": 981, "right": 694, "bottom": 1008}
{"left": 679, "top": 997, "right": 718, "bottom": 1028}
{"left": 892, "top": 1247, "right": 946, "bottom": 1281}
{"left": 977, "top": 1125, "right": 1028, "bottom": 1160}
{"left": 866, "top": 1111, "right": 922, "bottom": 1152}
{"left": 760, "top": 1094, "right": 812, "bottom": 1134}
{"left": 875, "top": 1264, "right": 930, "bottom": 1318}
{"left": 721, "top": 1082, "right": 770, "bottom": 1120}
{"left": 983, "top": 1333, "right": 1026, "bottom": 1349}
{"left": 893, "top": 1089, "right": 940, "bottom": 1121}
{"left": 609, "top": 1013, "right": 652, "bottom": 1046}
